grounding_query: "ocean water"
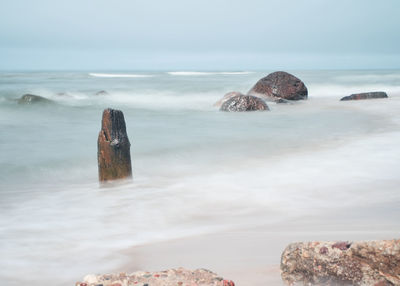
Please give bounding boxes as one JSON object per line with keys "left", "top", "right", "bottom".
{"left": 0, "top": 70, "right": 400, "bottom": 285}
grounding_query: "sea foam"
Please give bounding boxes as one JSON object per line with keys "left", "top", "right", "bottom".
{"left": 1, "top": 70, "right": 400, "bottom": 286}
{"left": 167, "top": 71, "right": 254, "bottom": 76}
{"left": 89, "top": 73, "right": 154, "bottom": 78}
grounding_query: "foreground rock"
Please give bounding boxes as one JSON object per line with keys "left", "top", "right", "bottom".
{"left": 340, "top": 91, "right": 388, "bottom": 101}
{"left": 281, "top": 239, "right": 400, "bottom": 285}
{"left": 220, "top": 95, "right": 269, "bottom": 112}
{"left": 214, "top": 91, "right": 244, "bottom": 107}
{"left": 98, "top": 108, "right": 132, "bottom": 182}
{"left": 76, "top": 268, "right": 235, "bottom": 286}
{"left": 17, "top": 94, "right": 53, "bottom": 104}
{"left": 248, "top": 71, "right": 308, "bottom": 101}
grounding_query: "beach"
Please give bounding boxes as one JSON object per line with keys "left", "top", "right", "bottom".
{"left": 0, "top": 70, "right": 400, "bottom": 285}
{"left": 118, "top": 215, "right": 399, "bottom": 286}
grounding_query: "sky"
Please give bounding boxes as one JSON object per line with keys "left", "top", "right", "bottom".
{"left": 0, "top": 0, "right": 399, "bottom": 70}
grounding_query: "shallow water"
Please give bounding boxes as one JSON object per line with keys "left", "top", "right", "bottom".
{"left": 0, "top": 70, "right": 400, "bottom": 285}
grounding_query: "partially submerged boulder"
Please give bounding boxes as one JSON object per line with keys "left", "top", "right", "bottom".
{"left": 214, "top": 91, "right": 244, "bottom": 107}
{"left": 98, "top": 108, "right": 132, "bottom": 182}
{"left": 340, "top": 92, "right": 388, "bottom": 101}
{"left": 17, "top": 94, "right": 53, "bottom": 105}
{"left": 220, "top": 95, "right": 269, "bottom": 112}
{"left": 248, "top": 71, "right": 308, "bottom": 101}
{"left": 281, "top": 239, "right": 400, "bottom": 286}
{"left": 76, "top": 268, "right": 235, "bottom": 286}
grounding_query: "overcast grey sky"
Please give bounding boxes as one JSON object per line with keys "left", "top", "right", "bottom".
{"left": 0, "top": 0, "right": 399, "bottom": 70}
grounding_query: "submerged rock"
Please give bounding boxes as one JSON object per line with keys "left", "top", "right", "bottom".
{"left": 214, "top": 91, "right": 244, "bottom": 107}
{"left": 95, "top": 90, "right": 109, "bottom": 96}
{"left": 281, "top": 239, "right": 400, "bottom": 285}
{"left": 77, "top": 268, "right": 235, "bottom": 286}
{"left": 275, "top": 98, "right": 294, "bottom": 104}
{"left": 17, "top": 94, "right": 53, "bottom": 105}
{"left": 98, "top": 108, "right": 132, "bottom": 182}
{"left": 56, "top": 92, "right": 71, "bottom": 97}
{"left": 220, "top": 95, "right": 269, "bottom": 112}
{"left": 340, "top": 91, "right": 388, "bottom": 101}
{"left": 248, "top": 71, "right": 308, "bottom": 101}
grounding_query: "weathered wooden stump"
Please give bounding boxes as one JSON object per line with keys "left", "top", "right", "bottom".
{"left": 97, "top": 108, "right": 132, "bottom": 182}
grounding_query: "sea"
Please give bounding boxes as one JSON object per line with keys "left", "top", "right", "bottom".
{"left": 0, "top": 70, "right": 399, "bottom": 285}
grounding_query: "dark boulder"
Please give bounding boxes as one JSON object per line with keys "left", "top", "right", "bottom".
{"left": 17, "top": 94, "right": 53, "bottom": 105}
{"left": 98, "top": 108, "right": 132, "bottom": 182}
{"left": 220, "top": 95, "right": 269, "bottom": 112}
{"left": 214, "top": 91, "right": 245, "bottom": 107}
{"left": 248, "top": 71, "right": 308, "bottom": 101}
{"left": 340, "top": 91, "right": 388, "bottom": 101}
{"left": 281, "top": 239, "right": 400, "bottom": 286}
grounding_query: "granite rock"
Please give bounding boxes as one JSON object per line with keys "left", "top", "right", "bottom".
{"left": 340, "top": 92, "right": 388, "bottom": 101}
{"left": 281, "top": 239, "right": 400, "bottom": 285}
{"left": 220, "top": 95, "right": 269, "bottom": 112}
{"left": 248, "top": 71, "right": 308, "bottom": 101}
{"left": 214, "top": 91, "right": 244, "bottom": 107}
{"left": 77, "top": 268, "right": 235, "bottom": 286}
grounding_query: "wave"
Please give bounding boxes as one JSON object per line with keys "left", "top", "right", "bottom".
{"left": 100, "top": 91, "right": 219, "bottom": 111}
{"left": 89, "top": 73, "right": 154, "bottom": 78}
{"left": 308, "top": 84, "right": 400, "bottom": 98}
{"left": 167, "top": 71, "right": 254, "bottom": 76}
{"left": 333, "top": 73, "right": 400, "bottom": 83}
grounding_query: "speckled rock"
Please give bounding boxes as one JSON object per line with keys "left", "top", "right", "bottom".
{"left": 76, "top": 268, "right": 235, "bottom": 286}
{"left": 17, "top": 94, "right": 53, "bottom": 104}
{"left": 98, "top": 108, "right": 132, "bottom": 182}
{"left": 248, "top": 71, "right": 308, "bottom": 101}
{"left": 281, "top": 239, "right": 400, "bottom": 285}
{"left": 214, "top": 91, "right": 245, "bottom": 107}
{"left": 220, "top": 95, "right": 269, "bottom": 112}
{"left": 340, "top": 92, "right": 388, "bottom": 101}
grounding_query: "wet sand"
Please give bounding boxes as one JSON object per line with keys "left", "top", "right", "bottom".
{"left": 116, "top": 204, "right": 400, "bottom": 286}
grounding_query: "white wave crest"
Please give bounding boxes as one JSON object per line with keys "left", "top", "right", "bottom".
{"left": 89, "top": 73, "right": 154, "bottom": 78}
{"left": 167, "top": 71, "right": 254, "bottom": 76}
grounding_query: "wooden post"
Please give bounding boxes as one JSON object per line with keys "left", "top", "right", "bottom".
{"left": 97, "top": 108, "right": 132, "bottom": 182}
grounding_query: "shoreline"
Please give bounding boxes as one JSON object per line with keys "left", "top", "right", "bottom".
{"left": 111, "top": 207, "right": 400, "bottom": 286}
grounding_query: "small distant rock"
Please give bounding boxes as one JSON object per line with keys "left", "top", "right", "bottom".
{"left": 17, "top": 94, "right": 53, "bottom": 105}
{"left": 248, "top": 71, "right": 308, "bottom": 101}
{"left": 56, "top": 92, "right": 70, "bottom": 97}
{"left": 340, "top": 91, "right": 388, "bottom": 101}
{"left": 281, "top": 239, "right": 400, "bottom": 286}
{"left": 220, "top": 95, "right": 269, "bottom": 112}
{"left": 214, "top": 91, "right": 244, "bottom": 107}
{"left": 95, "top": 90, "right": 109, "bottom": 96}
{"left": 77, "top": 268, "right": 235, "bottom": 286}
